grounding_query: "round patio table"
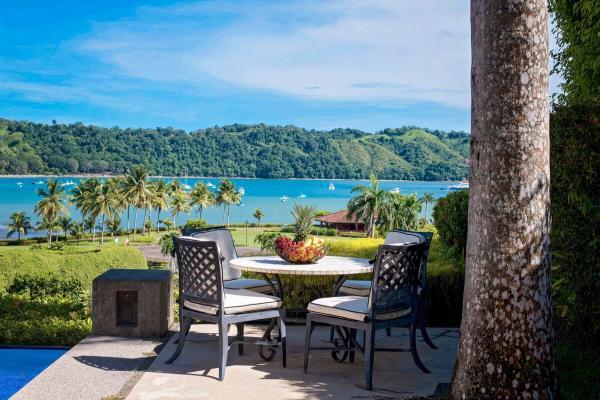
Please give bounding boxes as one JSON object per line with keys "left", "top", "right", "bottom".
{"left": 230, "top": 255, "right": 372, "bottom": 360}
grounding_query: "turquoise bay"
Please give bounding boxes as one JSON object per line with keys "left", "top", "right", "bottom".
{"left": 1, "top": 177, "right": 456, "bottom": 238}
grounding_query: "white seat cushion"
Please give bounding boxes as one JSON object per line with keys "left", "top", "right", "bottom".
{"left": 224, "top": 278, "right": 276, "bottom": 294}
{"left": 339, "top": 280, "right": 372, "bottom": 296}
{"left": 184, "top": 288, "right": 282, "bottom": 315}
{"left": 308, "top": 296, "right": 411, "bottom": 322}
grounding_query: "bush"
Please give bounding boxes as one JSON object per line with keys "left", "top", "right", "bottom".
{"left": 0, "top": 291, "right": 90, "bottom": 346}
{"left": 159, "top": 232, "right": 178, "bottom": 256}
{"left": 254, "top": 232, "right": 279, "bottom": 252}
{"left": 8, "top": 275, "right": 84, "bottom": 299}
{"left": 550, "top": 103, "right": 600, "bottom": 345}
{"left": 0, "top": 246, "right": 147, "bottom": 290}
{"left": 432, "top": 190, "right": 469, "bottom": 256}
{"left": 182, "top": 218, "right": 207, "bottom": 233}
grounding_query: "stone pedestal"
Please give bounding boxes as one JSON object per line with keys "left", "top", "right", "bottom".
{"left": 92, "top": 269, "right": 173, "bottom": 337}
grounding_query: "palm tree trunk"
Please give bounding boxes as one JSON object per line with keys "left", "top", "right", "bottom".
{"left": 175, "top": 212, "right": 179, "bottom": 229}
{"left": 133, "top": 208, "right": 138, "bottom": 240}
{"left": 222, "top": 206, "right": 226, "bottom": 225}
{"left": 226, "top": 204, "right": 230, "bottom": 227}
{"left": 199, "top": 206, "right": 203, "bottom": 220}
{"left": 100, "top": 214, "right": 105, "bottom": 245}
{"left": 47, "top": 229, "right": 51, "bottom": 247}
{"left": 156, "top": 208, "right": 161, "bottom": 233}
{"left": 451, "top": 1, "right": 554, "bottom": 398}
{"left": 142, "top": 208, "right": 148, "bottom": 235}
{"left": 126, "top": 206, "right": 131, "bottom": 238}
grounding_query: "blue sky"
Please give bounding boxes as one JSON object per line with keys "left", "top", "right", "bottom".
{"left": 0, "top": 1, "right": 559, "bottom": 133}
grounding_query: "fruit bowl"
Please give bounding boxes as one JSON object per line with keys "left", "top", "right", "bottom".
{"left": 275, "top": 236, "right": 327, "bottom": 264}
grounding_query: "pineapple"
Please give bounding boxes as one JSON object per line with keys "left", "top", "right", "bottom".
{"left": 291, "top": 204, "right": 317, "bottom": 243}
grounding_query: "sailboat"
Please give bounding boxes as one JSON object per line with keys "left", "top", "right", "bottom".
{"left": 61, "top": 180, "right": 76, "bottom": 187}
{"left": 328, "top": 182, "right": 335, "bottom": 191}
{"left": 181, "top": 169, "right": 191, "bottom": 190}
{"left": 16, "top": 181, "right": 24, "bottom": 187}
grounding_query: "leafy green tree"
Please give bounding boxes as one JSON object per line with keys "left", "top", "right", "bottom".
{"left": 347, "top": 175, "right": 389, "bottom": 237}
{"left": 34, "top": 179, "right": 68, "bottom": 246}
{"left": 7, "top": 211, "right": 32, "bottom": 241}
{"left": 253, "top": 208, "right": 264, "bottom": 226}
{"left": 189, "top": 182, "right": 214, "bottom": 219}
{"left": 160, "top": 217, "right": 174, "bottom": 232}
{"left": 216, "top": 179, "right": 241, "bottom": 227}
{"left": 432, "top": 190, "right": 469, "bottom": 256}
{"left": 71, "top": 178, "right": 101, "bottom": 241}
{"left": 94, "top": 180, "right": 119, "bottom": 245}
{"left": 550, "top": 0, "right": 600, "bottom": 104}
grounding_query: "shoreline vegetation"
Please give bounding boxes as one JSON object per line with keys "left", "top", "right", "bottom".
{"left": 0, "top": 118, "right": 469, "bottom": 180}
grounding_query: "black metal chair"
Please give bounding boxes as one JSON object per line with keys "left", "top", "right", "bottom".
{"left": 185, "top": 226, "right": 276, "bottom": 294}
{"left": 167, "top": 236, "right": 286, "bottom": 381}
{"left": 338, "top": 230, "right": 437, "bottom": 349}
{"left": 304, "top": 242, "right": 429, "bottom": 391}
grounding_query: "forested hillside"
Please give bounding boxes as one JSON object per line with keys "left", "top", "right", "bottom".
{"left": 0, "top": 119, "right": 469, "bottom": 180}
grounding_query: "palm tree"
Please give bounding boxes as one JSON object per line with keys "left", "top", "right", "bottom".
{"left": 189, "top": 182, "right": 214, "bottom": 219}
{"left": 379, "top": 193, "right": 422, "bottom": 232}
{"left": 94, "top": 180, "right": 119, "bottom": 245}
{"left": 71, "top": 178, "right": 101, "bottom": 241}
{"left": 69, "top": 222, "right": 85, "bottom": 244}
{"left": 151, "top": 180, "right": 170, "bottom": 232}
{"left": 107, "top": 215, "right": 122, "bottom": 237}
{"left": 124, "top": 165, "right": 152, "bottom": 240}
{"left": 216, "top": 179, "right": 241, "bottom": 227}
{"left": 419, "top": 192, "right": 435, "bottom": 222}
{"left": 7, "top": 211, "right": 32, "bottom": 241}
{"left": 347, "top": 174, "right": 389, "bottom": 238}
{"left": 55, "top": 216, "right": 73, "bottom": 242}
{"left": 34, "top": 179, "right": 68, "bottom": 246}
{"left": 170, "top": 191, "right": 190, "bottom": 229}
{"left": 253, "top": 208, "right": 264, "bottom": 226}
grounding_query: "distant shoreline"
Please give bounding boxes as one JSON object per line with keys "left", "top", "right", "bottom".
{"left": 0, "top": 174, "right": 460, "bottom": 183}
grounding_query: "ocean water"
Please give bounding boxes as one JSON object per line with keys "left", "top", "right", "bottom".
{"left": 0, "top": 177, "right": 457, "bottom": 238}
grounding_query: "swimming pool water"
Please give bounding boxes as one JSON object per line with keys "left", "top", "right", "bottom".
{"left": 0, "top": 348, "right": 67, "bottom": 399}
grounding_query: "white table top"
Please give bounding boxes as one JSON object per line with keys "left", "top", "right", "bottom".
{"left": 230, "top": 255, "right": 372, "bottom": 276}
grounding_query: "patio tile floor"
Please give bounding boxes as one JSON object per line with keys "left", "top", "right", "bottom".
{"left": 127, "top": 324, "right": 458, "bottom": 400}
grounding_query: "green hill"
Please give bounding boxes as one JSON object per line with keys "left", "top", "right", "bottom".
{"left": 0, "top": 119, "right": 469, "bottom": 180}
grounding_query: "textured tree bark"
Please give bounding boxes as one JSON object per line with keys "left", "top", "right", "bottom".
{"left": 451, "top": 1, "right": 555, "bottom": 399}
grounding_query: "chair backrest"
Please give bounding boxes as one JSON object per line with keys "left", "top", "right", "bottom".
{"left": 385, "top": 230, "right": 432, "bottom": 283}
{"left": 186, "top": 226, "right": 241, "bottom": 281}
{"left": 173, "top": 236, "right": 224, "bottom": 310}
{"left": 367, "top": 242, "right": 427, "bottom": 320}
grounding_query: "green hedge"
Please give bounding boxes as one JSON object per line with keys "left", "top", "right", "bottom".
{"left": 432, "top": 189, "right": 469, "bottom": 256}
{"left": 0, "top": 245, "right": 147, "bottom": 290}
{"left": 550, "top": 103, "right": 600, "bottom": 345}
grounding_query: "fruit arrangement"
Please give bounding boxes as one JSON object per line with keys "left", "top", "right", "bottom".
{"left": 275, "top": 236, "right": 328, "bottom": 264}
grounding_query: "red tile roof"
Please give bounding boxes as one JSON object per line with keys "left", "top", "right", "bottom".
{"left": 316, "top": 210, "right": 363, "bottom": 224}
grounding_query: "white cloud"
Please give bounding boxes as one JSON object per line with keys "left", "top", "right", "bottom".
{"left": 73, "top": 0, "right": 472, "bottom": 108}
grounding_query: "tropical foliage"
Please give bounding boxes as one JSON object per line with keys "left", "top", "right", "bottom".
{"left": 432, "top": 189, "right": 469, "bottom": 256}
{"left": 0, "top": 120, "right": 469, "bottom": 180}
{"left": 7, "top": 211, "right": 32, "bottom": 241}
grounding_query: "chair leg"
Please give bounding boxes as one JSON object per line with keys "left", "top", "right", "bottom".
{"left": 166, "top": 316, "right": 192, "bottom": 364}
{"left": 410, "top": 322, "right": 430, "bottom": 373}
{"left": 385, "top": 327, "right": 391, "bottom": 337}
{"left": 236, "top": 323, "right": 244, "bottom": 355}
{"left": 303, "top": 318, "right": 315, "bottom": 373}
{"left": 364, "top": 326, "right": 375, "bottom": 391}
{"left": 419, "top": 305, "right": 438, "bottom": 349}
{"left": 349, "top": 329, "right": 357, "bottom": 363}
{"left": 174, "top": 316, "right": 193, "bottom": 344}
{"left": 277, "top": 312, "right": 287, "bottom": 368}
{"left": 218, "top": 320, "right": 229, "bottom": 381}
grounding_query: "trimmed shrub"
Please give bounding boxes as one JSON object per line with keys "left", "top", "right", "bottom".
{"left": 8, "top": 275, "right": 84, "bottom": 299}
{"left": 432, "top": 190, "right": 469, "bottom": 256}
{"left": 182, "top": 218, "right": 207, "bottom": 233}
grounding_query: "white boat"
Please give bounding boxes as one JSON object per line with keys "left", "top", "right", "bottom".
{"left": 16, "top": 181, "right": 24, "bottom": 187}
{"left": 33, "top": 180, "right": 45, "bottom": 185}
{"left": 238, "top": 187, "right": 245, "bottom": 196}
{"left": 389, "top": 187, "right": 401, "bottom": 194}
{"left": 298, "top": 193, "right": 307, "bottom": 198}
{"left": 207, "top": 182, "right": 216, "bottom": 188}
{"left": 280, "top": 195, "right": 289, "bottom": 202}
{"left": 61, "top": 180, "right": 76, "bottom": 187}
{"left": 182, "top": 183, "right": 192, "bottom": 191}
{"left": 328, "top": 183, "right": 335, "bottom": 191}
{"left": 449, "top": 181, "right": 469, "bottom": 191}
